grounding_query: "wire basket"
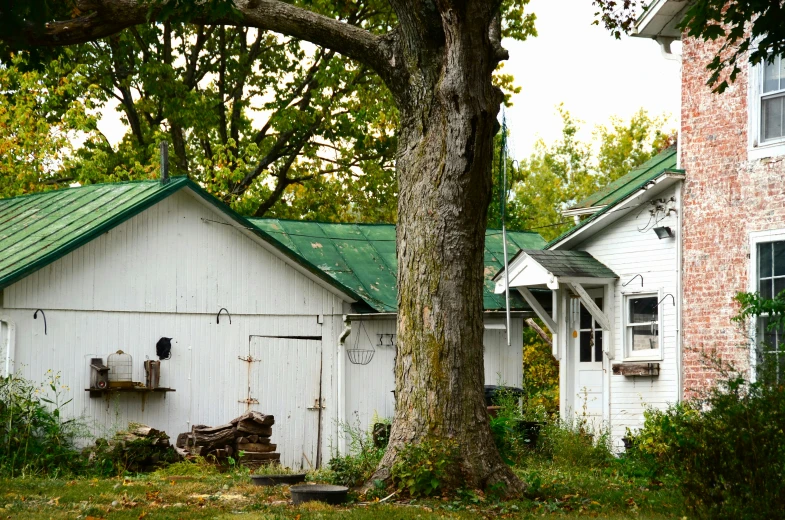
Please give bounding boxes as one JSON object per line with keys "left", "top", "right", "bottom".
{"left": 346, "top": 321, "right": 376, "bottom": 365}
{"left": 346, "top": 349, "right": 375, "bottom": 365}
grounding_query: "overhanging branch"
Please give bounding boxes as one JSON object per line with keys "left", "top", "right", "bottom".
{"left": 14, "top": 0, "right": 392, "bottom": 79}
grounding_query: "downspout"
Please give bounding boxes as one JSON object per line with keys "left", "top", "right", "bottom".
{"left": 676, "top": 183, "right": 684, "bottom": 402}
{"left": 338, "top": 315, "right": 352, "bottom": 455}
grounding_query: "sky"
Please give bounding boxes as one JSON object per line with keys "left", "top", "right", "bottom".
{"left": 502, "top": 0, "right": 681, "bottom": 160}
{"left": 96, "top": 0, "right": 682, "bottom": 161}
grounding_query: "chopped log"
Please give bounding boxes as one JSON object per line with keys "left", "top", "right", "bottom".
{"left": 176, "top": 432, "right": 191, "bottom": 448}
{"left": 192, "top": 426, "right": 237, "bottom": 452}
{"left": 236, "top": 443, "right": 276, "bottom": 453}
{"left": 131, "top": 425, "right": 160, "bottom": 437}
{"left": 247, "top": 435, "right": 259, "bottom": 443}
{"left": 236, "top": 436, "right": 248, "bottom": 444}
{"left": 231, "top": 411, "right": 274, "bottom": 426}
{"left": 193, "top": 423, "right": 234, "bottom": 434}
{"left": 240, "top": 452, "right": 281, "bottom": 462}
{"left": 236, "top": 422, "right": 272, "bottom": 436}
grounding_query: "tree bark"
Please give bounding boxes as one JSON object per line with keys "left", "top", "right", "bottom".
{"left": 6, "top": 0, "right": 523, "bottom": 495}
{"left": 367, "top": 0, "right": 521, "bottom": 494}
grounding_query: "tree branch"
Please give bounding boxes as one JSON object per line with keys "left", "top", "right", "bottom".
{"left": 24, "top": 0, "right": 392, "bottom": 79}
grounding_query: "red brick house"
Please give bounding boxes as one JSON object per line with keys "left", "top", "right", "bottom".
{"left": 636, "top": 0, "right": 785, "bottom": 395}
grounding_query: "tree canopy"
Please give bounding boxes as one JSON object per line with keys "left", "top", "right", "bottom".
{"left": 493, "top": 106, "right": 675, "bottom": 241}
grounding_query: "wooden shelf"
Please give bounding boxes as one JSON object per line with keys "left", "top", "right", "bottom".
{"left": 86, "top": 387, "right": 175, "bottom": 393}
{"left": 86, "top": 386, "right": 175, "bottom": 411}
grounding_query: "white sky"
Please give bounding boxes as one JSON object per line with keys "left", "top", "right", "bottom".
{"left": 96, "top": 0, "right": 682, "bottom": 160}
{"left": 502, "top": 0, "right": 681, "bottom": 160}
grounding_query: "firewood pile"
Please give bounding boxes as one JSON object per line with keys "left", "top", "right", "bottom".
{"left": 86, "top": 424, "right": 180, "bottom": 472}
{"left": 175, "top": 411, "right": 280, "bottom": 467}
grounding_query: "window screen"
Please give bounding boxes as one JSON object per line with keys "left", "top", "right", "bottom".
{"left": 761, "top": 55, "right": 785, "bottom": 142}
{"left": 626, "top": 296, "right": 659, "bottom": 353}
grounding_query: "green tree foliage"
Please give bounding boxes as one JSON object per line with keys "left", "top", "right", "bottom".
{"left": 503, "top": 106, "right": 675, "bottom": 241}
{"left": 0, "top": 51, "right": 99, "bottom": 198}
{"left": 592, "top": 0, "right": 784, "bottom": 93}
{"left": 522, "top": 320, "right": 559, "bottom": 413}
{"left": 0, "top": 0, "right": 535, "bottom": 224}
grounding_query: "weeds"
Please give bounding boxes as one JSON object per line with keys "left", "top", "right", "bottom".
{"left": 326, "top": 415, "right": 385, "bottom": 488}
{"left": 0, "top": 371, "right": 86, "bottom": 477}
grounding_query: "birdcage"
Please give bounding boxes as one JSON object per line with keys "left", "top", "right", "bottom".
{"left": 107, "top": 350, "right": 133, "bottom": 387}
{"left": 346, "top": 321, "right": 375, "bottom": 365}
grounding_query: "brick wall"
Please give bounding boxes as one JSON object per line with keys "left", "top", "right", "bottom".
{"left": 681, "top": 36, "right": 785, "bottom": 397}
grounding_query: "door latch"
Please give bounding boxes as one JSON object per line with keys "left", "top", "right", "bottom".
{"left": 307, "top": 398, "right": 325, "bottom": 410}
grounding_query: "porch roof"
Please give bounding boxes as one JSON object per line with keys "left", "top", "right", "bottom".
{"left": 524, "top": 250, "right": 617, "bottom": 279}
{"left": 494, "top": 250, "right": 617, "bottom": 293}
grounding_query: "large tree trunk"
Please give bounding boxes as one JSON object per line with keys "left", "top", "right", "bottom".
{"left": 371, "top": 1, "right": 523, "bottom": 494}
{"left": 8, "top": 0, "right": 523, "bottom": 496}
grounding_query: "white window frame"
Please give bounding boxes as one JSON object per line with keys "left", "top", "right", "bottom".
{"left": 748, "top": 54, "right": 785, "bottom": 160}
{"left": 621, "top": 289, "right": 664, "bottom": 361}
{"left": 748, "top": 229, "right": 785, "bottom": 380}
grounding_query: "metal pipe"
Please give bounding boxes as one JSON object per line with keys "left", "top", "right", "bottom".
{"left": 1, "top": 317, "right": 15, "bottom": 377}
{"left": 160, "top": 141, "right": 170, "bottom": 184}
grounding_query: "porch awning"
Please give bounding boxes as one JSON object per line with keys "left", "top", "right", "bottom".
{"left": 493, "top": 250, "right": 617, "bottom": 293}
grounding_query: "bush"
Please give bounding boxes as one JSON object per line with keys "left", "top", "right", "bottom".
{"left": 0, "top": 371, "right": 85, "bottom": 477}
{"left": 390, "top": 438, "right": 461, "bottom": 497}
{"left": 627, "top": 377, "right": 785, "bottom": 519}
{"left": 488, "top": 388, "right": 548, "bottom": 465}
{"left": 326, "top": 417, "right": 386, "bottom": 488}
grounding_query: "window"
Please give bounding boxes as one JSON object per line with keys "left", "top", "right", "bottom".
{"left": 761, "top": 55, "right": 785, "bottom": 142}
{"left": 579, "top": 297, "right": 603, "bottom": 363}
{"left": 624, "top": 294, "right": 661, "bottom": 359}
{"left": 750, "top": 54, "right": 785, "bottom": 159}
{"left": 756, "top": 240, "right": 785, "bottom": 382}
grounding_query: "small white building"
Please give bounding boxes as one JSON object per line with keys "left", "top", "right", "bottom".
{"left": 495, "top": 149, "right": 684, "bottom": 449}
{"left": 0, "top": 177, "right": 542, "bottom": 468}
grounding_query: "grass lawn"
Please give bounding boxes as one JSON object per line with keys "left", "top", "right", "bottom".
{"left": 0, "top": 459, "right": 685, "bottom": 519}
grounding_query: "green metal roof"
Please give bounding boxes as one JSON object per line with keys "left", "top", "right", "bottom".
{"left": 249, "top": 218, "right": 547, "bottom": 312}
{"left": 571, "top": 147, "right": 678, "bottom": 211}
{"left": 524, "top": 250, "right": 617, "bottom": 279}
{"left": 0, "top": 178, "right": 370, "bottom": 305}
{"left": 0, "top": 178, "right": 188, "bottom": 289}
{"left": 0, "top": 179, "right": 546, "bottom": 314}
{"left": 547, "top": 148, "right": 684, "bottom": 248}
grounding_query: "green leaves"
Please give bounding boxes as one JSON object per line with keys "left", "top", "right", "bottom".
{"left": 505, "top": 106, "right": 675, "bottom": 240}
{"left": 390, "top": 438, "right": 461, "bottom": 497}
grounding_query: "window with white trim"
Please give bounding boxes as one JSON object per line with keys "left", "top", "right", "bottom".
{"left": 623, "top": 293, "right": 661, "bottom": 360}
{"left": 750, "top": 54, "right": 785, "bottom": 158}
{"left": 756, "top": 240, "right": 785, "bottom": 382}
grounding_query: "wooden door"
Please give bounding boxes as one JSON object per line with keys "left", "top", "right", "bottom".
{"left": 246, "top": 336, "right": 323, "bottom": 470}
{"left": 571, "top": 292, "right": 605, "bottom": 432}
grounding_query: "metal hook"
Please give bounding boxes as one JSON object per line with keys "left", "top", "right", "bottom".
{"left": 623, "top": 274, "right": 644, "bottom": 287}
{"left": 656, "top": 294, "right": 675, "bottom": 307}
{"left": 33, "top": 309, "right": 47, "bottom": 335}
{"left": 217, "top": 308, "right": 231, "bottom": 324}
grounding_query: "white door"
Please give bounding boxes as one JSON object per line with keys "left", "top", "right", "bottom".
{"left": 571, "top": 292, "right": 605, "bottom": 432}
{"left": 245, "top": 336, "right": 323, "bottom": 470}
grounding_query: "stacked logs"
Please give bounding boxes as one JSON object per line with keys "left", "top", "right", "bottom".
{"left": 175, "top": 411, "right": 280, "bottom": 466}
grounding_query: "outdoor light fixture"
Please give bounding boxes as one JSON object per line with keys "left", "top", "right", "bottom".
{"left": 653, "top": 226, "right": 674, "bottom": 239}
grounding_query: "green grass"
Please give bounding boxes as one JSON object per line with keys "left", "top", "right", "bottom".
{"left": 0, "top": 458, "right": 684, "bottom": 519}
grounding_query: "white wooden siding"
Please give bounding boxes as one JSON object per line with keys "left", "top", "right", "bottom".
{"left": 0, "top": 190, "right": 349, "bottom": 466}
{"left": 3, "top": 190, "right": 345, "bottom": 317}
{"left": 574, "top": 184, "right": 680, "bottom": 449}
{"left": 342, "top": 317, "right": 524, "bottom": 449}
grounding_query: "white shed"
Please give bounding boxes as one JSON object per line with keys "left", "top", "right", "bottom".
{"left": 0, "top": 177, "right": 542, "bottom": 468}
{"left": 494, "top": 148, "right": 685, "bottom": 450}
